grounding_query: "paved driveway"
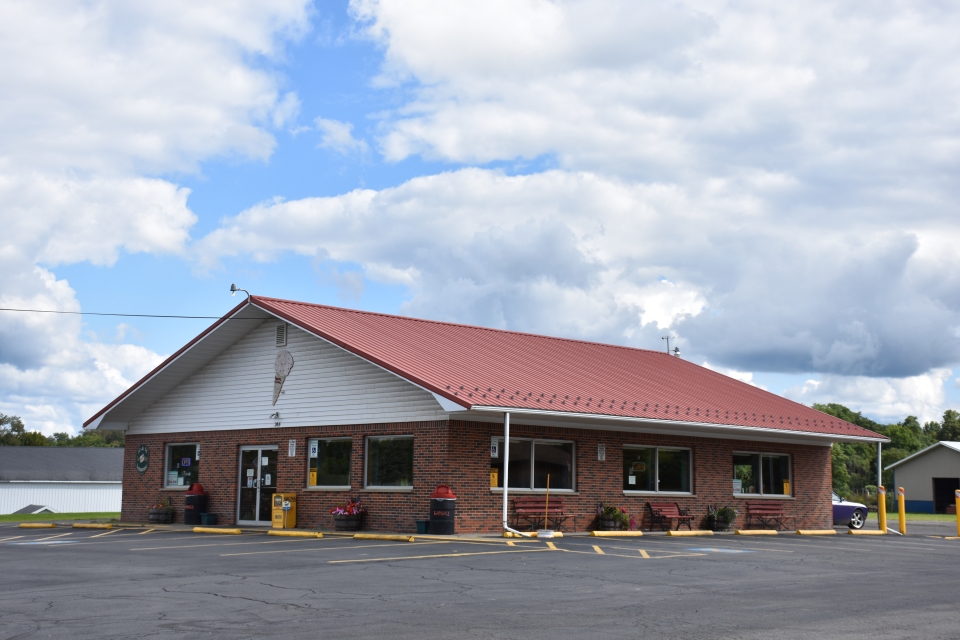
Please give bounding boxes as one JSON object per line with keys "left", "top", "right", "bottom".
{"left": 1, "top": 523, "right": 958, "bottom": 639}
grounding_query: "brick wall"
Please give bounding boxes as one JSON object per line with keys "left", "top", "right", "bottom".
{"left": 122, "top": 418, "right": 833, "bottom": 532}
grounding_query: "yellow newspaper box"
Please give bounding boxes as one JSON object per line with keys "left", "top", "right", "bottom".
{"left": 272, "top": 493, "right": 297, "bottom": 529}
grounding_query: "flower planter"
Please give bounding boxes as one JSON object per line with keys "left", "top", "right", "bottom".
{"left": 597, "top": 516, "right": 622, "bottom": 531}
{"left": 148, "top": 508, "right": 174, "bottom": 525}
{"left": 334, "top": 514, "right": 363, "bottom": 531}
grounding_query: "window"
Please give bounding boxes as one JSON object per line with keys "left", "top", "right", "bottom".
{"left": 623, "top": 447, "right": 691, "bottom": 493}
{"left": 733, "top": 453, "right": 791, "bottom": 495}
{"left": 365, "top": 436, "right": 413, "bottom": 488}
{"left": 490, "top": 439, "right": 574, "bottom": 490}
{"left": 307, "top": 438, "right": 351, "bottom": 487}
{"left": 166, "top": 443, "right": 199, "bottom": 487}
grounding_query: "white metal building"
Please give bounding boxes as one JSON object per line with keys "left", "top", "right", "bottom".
{"left": 885, "top": 442, "right": 960, "bottom": 513}
{"left": 0, "top": 447, "right": 123, "bottom": 514}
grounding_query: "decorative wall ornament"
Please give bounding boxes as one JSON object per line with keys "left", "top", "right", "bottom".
{"left": 136, "top": 444, "right": 149, "bottom": 474}
{"left": 273, "top": 350, "right": 294, "bottom": 405}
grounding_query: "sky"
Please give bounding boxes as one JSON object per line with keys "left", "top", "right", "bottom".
{"left": 2, "top": 0, "right": 960, "bottom": 436}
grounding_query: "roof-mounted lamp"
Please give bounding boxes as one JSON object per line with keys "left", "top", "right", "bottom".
{"left": 673, "top": 346, "right": 681, "bottom": 358}
{"left": 230, "top": 283, "right": 250, "bottom": 299}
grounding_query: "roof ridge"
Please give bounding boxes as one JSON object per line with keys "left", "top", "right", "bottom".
{"left": 252, "top": 295, "right": 674, "bottom": 357}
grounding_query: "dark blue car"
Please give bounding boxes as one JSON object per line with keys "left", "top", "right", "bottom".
{"left": 832, "top": 492, "right": 867, "bottom": 529}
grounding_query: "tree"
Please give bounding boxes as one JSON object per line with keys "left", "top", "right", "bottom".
{"left": 939, "top": 410, "right": 960, "bottom": 441}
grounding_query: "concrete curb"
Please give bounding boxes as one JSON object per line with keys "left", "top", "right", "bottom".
{"left": 735, "top": 529, "right": 778, "bottom": 535}
{"left": 849, "top": 529, "right": 887, "bottom": 535}
{"left": 666, "top": 530, "right": 713, "bottom": 537}
{"left": 72, "top": 523, "right": 113, "bottom": 530}
{"left": 193, "top": 527, "right": 242, "bottom": 535}
{"left": 503, "top": 531, "right": 564, "bottom": 538}
{"left": 19, "top": 523, "right": 56, "bottom": 529}
{"left": 796, "top": 530, "right": 836, "bottom": 535}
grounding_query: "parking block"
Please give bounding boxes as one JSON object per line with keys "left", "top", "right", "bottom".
{"left": 267, "top": 530, "right": 323, "bottom": 538}
{"left": 72, "top": 523, "right": 113, "bottom": 529}
{"left": 193, "top": 527, "right": 242, "bottom": 535}
{"left": 849, "top": 529, "right": 886, "bottom": 535}
{"left": 666, "top": 530, "right": 713, "bottom": 537}
{"left": 735, "top": 530, "right": 778, "bottom": 536}
{"left": 19, "top": 523, "right": 56, "bottom": 529}
{"left": 796, "top": 530, "right": 836, "bottom": 535}
{"left": 590, "top": 531, "right": 643, "bottom": 537}
{"left": 354, "top": 534, "right": 415, "bottom": 542}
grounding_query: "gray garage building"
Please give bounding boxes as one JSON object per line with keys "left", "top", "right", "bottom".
{"left": 885, "top": 441, "right": 960, "bottom": 513}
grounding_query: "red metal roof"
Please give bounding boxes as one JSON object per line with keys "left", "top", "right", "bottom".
{"left": 253, "top": 296, "right": 883, "bottom": 440}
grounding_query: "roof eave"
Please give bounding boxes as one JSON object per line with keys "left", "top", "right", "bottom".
{"left": 470, "top": 405, "right": 890, "bottom": 444}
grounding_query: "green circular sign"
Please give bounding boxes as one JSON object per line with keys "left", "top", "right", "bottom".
{"left": 136, "top": 445, "right": 149, "bottom": 474}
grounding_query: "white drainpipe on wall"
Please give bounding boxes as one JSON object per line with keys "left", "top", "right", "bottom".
{"left": 877, "top": 441, "right": 882, "bottom": 488}
{"left": 501, "top": 411, "right": 533, "bottom": 537}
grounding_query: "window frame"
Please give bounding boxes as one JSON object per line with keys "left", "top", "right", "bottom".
{"left": 363, "top": 435, "right": 415, "bottom": 491}
{"left": 732, "top": 451, "right": 792, "bottom": 497}
{"left": 490, "top": 437, "right": 577, "bottom": 493}
{"left": 305, "top": 437, "right": 353, "bottom": 490}
{"left": 622, "top": 445, "right": 693, "bottom": 495}
{"left": 163, "top": 442, "right": 200, "bottom": 490}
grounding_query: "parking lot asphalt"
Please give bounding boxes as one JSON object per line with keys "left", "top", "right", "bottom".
{"left": 2, "top": 523, "right": 959, "bottom": 639}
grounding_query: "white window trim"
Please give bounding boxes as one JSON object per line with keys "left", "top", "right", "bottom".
{"left": 732, "top": 451, "right": 792, "bottom": 497}
{"left": 622, "top": 445, "right": 693, "bottom": 494}
{"left": 164, "top": 442, "right": 200, "bottom": 489}
{"left": 491, "top": 437, "right": 576, "bottom": 491}
{"left": 364, "top": 435, "right": 415, "bottom": 489}
{"left": 306, "top": 437, "right": 353, "bottom": 489}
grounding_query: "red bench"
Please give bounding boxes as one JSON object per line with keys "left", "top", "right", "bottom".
{"left": 512, "top": 496, "right": 569, "bottom": 531}
{"left": 744, "top": 501, "right": 795, "bottom": 530}
{"left": 647, "top": 502, "right": 694, "bottom": 531}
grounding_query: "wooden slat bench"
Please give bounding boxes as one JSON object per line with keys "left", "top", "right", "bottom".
{"left": 512, "top": 496, "right": 569, "bottom": 531}
{"left": 647, "top": 502, "right": 694, "bottom": 531}
{"left": 744, "top": 501, "right": 795, "bottom": 530}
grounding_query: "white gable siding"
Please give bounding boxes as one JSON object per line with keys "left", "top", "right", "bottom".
{"left": 128, "top": 321, "right": 448, "bottom": 434}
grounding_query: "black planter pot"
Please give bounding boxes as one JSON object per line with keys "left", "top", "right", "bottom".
{"left": 148, "top": 508, "right": 174, "bottom": 525}
{"left": 334, "top": 514, "right": 363, "bottom": 531}
{"left": 597, "top": 516, "right": 622, "bottom": 531}
{"left": 706, "top": 515, "right": 732, "bottom": 532}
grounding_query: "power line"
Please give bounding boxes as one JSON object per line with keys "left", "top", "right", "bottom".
{"left": 0, "top": 307, "right": 259, "bottom": 320}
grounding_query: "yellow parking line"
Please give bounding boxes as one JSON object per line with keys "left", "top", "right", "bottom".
{"left": 545, "top": 541, "right": 558, "bottom": 550}
{"left": 89, "top": 528, "right": 121, "bottom": 538}
{"left": 592, "top": 545, "right": 605, "bottom": 555}
{"left": 138, "top": 529, "right": 157, "bottom": 535}
{"left": 638, "top": 549, "right": 650, "bottom": 558}
{"left": 506, "top": 541, "right": 515, "bottom": 546}
{"left": 329, "top": 548, "right": 551, "bottom": 564}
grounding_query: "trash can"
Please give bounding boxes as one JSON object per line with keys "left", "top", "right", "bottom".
{"left": 272, "top": 493, "right": 297, "bottom": 529}
{"left": 429, "top": 485, "right": 457, "bottom": 535}
{"left": 183, "top": 483, "right": 208, "bottom": 525}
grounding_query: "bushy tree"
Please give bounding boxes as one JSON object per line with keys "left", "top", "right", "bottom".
{"left": 0, "top": 414, "right": 124, "bottom": 447}
{"left": 0, "top": 414, "right": 48, "bottom": 446}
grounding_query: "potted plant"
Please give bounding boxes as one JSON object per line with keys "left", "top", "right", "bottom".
{"left": 147, "top": 497, "right": 174, "bottom": 524}
{"left": 705, "top": 505, "right": 737, "bottom": 531}
{"left": 596, "top": 503, "right": 629, "bottom": 531}
{"left": 330, "top": 500, "right": 366, "bottom": 531}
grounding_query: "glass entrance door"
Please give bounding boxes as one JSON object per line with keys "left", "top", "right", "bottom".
{"left": 237, "top": 447, "right": 278, "bottom": 525}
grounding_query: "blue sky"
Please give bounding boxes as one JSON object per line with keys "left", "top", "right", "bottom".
{"left": 2, "top": 1, "right": 960, "bottom": 434}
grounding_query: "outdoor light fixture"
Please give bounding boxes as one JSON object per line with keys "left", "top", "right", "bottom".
{"left": 230, "top": 283, "right": 250, "bottom": 299}
{"left": 673, "top": 347, "right": 681, "bottom": 358}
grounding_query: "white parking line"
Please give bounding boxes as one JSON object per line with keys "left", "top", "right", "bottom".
{"left": 89, "top": 529, "right": 121, "bottom": 538}
{"left": 0, "top": 536, "right": 24, "bottom": 543}
{"left": 33, "top": 532, "right": 73, "bottom": 542}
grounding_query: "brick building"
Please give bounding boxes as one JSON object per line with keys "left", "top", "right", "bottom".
{"left": 85, "top": 296, "right": 885, "bottom": 533}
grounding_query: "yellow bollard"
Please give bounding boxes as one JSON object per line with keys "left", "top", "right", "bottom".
{"left": 877, "top": 486, "right": 887, "bottom": 533}
{"left": 897, "top": 486, "right": 906, "bottom": 535}
{"left": 955, "top": 489, "right": 959, "bottom": 538}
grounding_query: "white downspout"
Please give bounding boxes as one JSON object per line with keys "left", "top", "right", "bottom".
{"left": 877, "top": 441, "right": 882, "bottom": 488}
{"left": 501, "top": 411, "right": 532, "bottom": 537}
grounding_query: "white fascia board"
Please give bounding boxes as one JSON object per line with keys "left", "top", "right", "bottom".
{"left": 253, "top": 303, "right": 471, "bottom": 413}
{"left": 469, "top": 405, "right": 889, "bottom": 445}
{"left": 85, "top": 414, "right": 127, "bottom": 432}
{"left": 2, "top": 480, "right": 122, "bottom": 484}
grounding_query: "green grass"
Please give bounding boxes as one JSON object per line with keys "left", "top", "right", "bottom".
{"left": 0, "top": 512, "right": 120, "bottom": 523}
{"left": 866, "top": 512, "right": 956, "bottom": 522}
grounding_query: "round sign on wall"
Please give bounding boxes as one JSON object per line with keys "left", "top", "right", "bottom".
{"left": 136, "top": 444, "right": 149, "bottom": 474}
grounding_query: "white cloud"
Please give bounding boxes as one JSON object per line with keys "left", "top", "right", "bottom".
{"left": 0, "top": 1, "right": 312, "bottom": 433}
{"left": 785, "top": 369, "right": 952, "bottom": 424}
{"left": 701, "top": 362, "right": 764, "bottom": 389}
{"left": 315, "top": 118, "right": 369, "bottom": 155}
